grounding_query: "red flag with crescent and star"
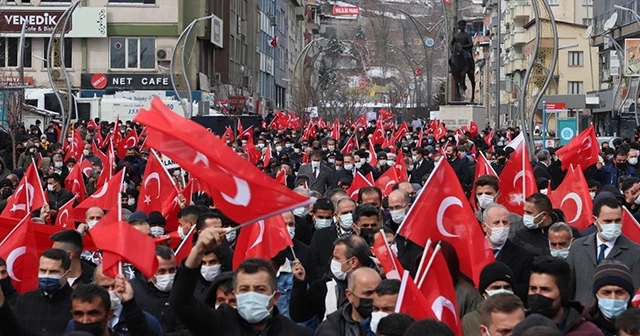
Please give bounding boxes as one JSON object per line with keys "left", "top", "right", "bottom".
{"left": 547, "top": 165, "right": 592, "bottom": 231}
{"left": 137, "top": 150, "right": 177, "bottom": 214}
{"left": 79, "top": 159, "right": 94, "bottom": 178}
{"left": 396, "top": 159, "right": 494, "bottom": 285}
{"left": 375, "top": 165, "right": 401, "bottom": 197}
{"left": 0, "top": 215, "right": 38, "bottom": 292}
{"left": 372, "top": 231, "right": 404, "bottom": 280}
{"left": 394, "top": 150, "right": 409, "bottom": 182}
{"left": 54, "top": 196, "right": 77, "bottom": 228}
{"left": 1, "top": 162, "right": 46, "bottom": 219}
{"left": 497, "top": 133, "right": 537, "bottom": 215}
{"left": 622, "top": 207, "right": 640, "bottom": 245}
{"left": 348, "top": 172, "right": 374, "bottom": 201}
{"left": 116, "top": 128, "right": 139, "bottom": 159}
{"left": 64, "top": 128, "right": 84, "bottom": 162}
{"left": 232, "top": 214, "right": 293, "bottom": 269}
{"left": 434, "top": 123, "right": 447, "bottom": 142}
{"left": 135, "top": 97, "right": 312, "bottom": 226}
{"left": 72, "top": 169, "right": 125, "bottom": 222}
{"left": 555, "top": 125, "right": 599, "bottom": 171}
{"left": 65, "top": 166, "right": 86, "bottom": 202}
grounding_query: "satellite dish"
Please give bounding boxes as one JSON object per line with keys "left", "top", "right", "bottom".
{"left": 584, "top": 25, "right": 593, "bottom": 39}
{"left": 604, "top": 12, "right": 618, "bottom": 31}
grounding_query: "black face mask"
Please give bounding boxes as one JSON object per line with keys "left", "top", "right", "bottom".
{"left": 616, "top": 162, "right": 628, "bottom": 170}
{"left": 498, "top": 157, "right": 507, "bottom": 165}
{"left": 527, "top": 294, "right": 560, "bottom": 319}
{"left": 360, "top": 228, "right": 376, "bottom": 245}
{"left": 74, "top": 319, "right": 107, "bottom": 336}
{"left": 355, "top": 297, "right": 373, "bottom": 319}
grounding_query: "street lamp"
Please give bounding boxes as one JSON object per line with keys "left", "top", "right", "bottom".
{"left": 614, "top": 5, "right": 640, "bottom": 27}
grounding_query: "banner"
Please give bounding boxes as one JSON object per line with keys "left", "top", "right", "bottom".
{"left": 625, "top": 38, "right": 640, "bottom": 77}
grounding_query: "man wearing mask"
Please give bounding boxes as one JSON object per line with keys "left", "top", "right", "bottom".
{"left": 310, "top": 197, "right": 354, "bottom": 277}
{"left": 369, "top": 279, "right": 400, "bottom": 335}
{"left": 51, "top": 153, "right": 69, "bottom": 180}
{"left": 332, "top": 154, "right": 355, "bottom": 188}
{"left": 477, "top": 293, "right": 525, "bottom": 336}
{"left": 462, "top": 262, "right": 518, "bottom": 336}
{"left": 597, "top": 150, "right": 636, "bottom": 185}
{"left": 119, "top": 147, "right": 146, "bottom": 180}
{"left": 298, "top": 150, "right": 332, "bottom": 194}
{"left": 316, "top": 268, "right": 382, "bottom": 336}
{"left": 491, "top": 149, "right": 507, "bottom": 175}
{"left": 290, "top": 235, "right": 372, "bottom": 325}
{"left": 386, "top": 190, "right": 411, "bottom": 232}
{"left": 513, "top": 193, "right": 579, "bottom": 255}
{"left": 50, "top": 230, "right": 95, "bottom": 287}
{"left": 620, "top": 177, "right": 640, "bottom": 214}
{"left": 17, "top": 142, "right": 38, "bottom": 170}
{"left": 533, "top": 149, "right": 554, "bottom": 187}
{"left": 586, "top": 260, "right": 635, "bottom": 336}
{"left": 177, "top": 206, "right": 203, "bottom": 241}
{"left": 171, "top": 227, "right": 312, "bottom": 335}
{"left": 46, "top": 173, "right": 75, "bottom": 220}
{"left": 354, "top": 150, "right": 374, "bottom": 177}
{"left": 82, "top": 143, "right": 102, "bottom": 166}
{"left": 12, "top": 248, "right": 73, "bottom": 336}
{"left": 473, "top": 175, "right": 525, "bottom": 238}
{"left": 130, "top": 245, "right": 182, "bottom": 333}
{"left": 194, "top": 249, "right": 224, "bottom": 302}
{"left": 352, "top": 203, "right": 382, "bottom": 246}
{"left": 528, "top": 256, "right": 602, "bottom": 335}
{"left": 548, "top": 222, "right": 574, "bottom": 259}
{"left": 446, "top": 145, "right": 472, "bottom": 188}
{"left": 409, "top": 147, "right": 433, "bottom": 184}
{"left": 567, "top": 198, "right": 640, "bottom": 304}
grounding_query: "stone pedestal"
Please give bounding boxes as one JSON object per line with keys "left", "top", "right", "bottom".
{"left": 438, "top": 104, "right": 487, "bottom": 129}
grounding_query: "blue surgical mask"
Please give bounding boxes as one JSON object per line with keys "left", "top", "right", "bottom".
{"left": 236, "top": 291, "right": 275, "bottom": 323}
{"left": 39, "top": 274, "right": 63, "bottom": 293}
{"left": 315, "top": 218, "right": 333, "bottom": 230}
{"left": 338, "top": 213, "right": 353, "bottom": 230}
{"left": 523, "top": 212, "right": 544, "bottom": 230}
{"left": 598, "top": 297, "right": 628, "bottom": 319}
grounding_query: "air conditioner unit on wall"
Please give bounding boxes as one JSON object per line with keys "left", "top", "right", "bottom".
{"left": 156, "top": 48, "right": 172, "bottom": 61}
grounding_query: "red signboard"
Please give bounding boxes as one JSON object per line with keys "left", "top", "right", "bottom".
{"left": 332, "top": 6, "right": 360, "bottom": 16}
{"left": 414, "top": 68, "right": 423, "bottom": 76}
{"left": 216, "top": 100, "right": 229, "bottom": 105}
{"left": 229, "top": 96, "right": 247, "bottom": 108}
{"left": 545, "top": 102, "right": 566, "bottom": 111}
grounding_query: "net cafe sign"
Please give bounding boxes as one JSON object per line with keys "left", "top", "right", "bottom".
{"left": 0, "top": 8, "right": 107, "bottom": 38}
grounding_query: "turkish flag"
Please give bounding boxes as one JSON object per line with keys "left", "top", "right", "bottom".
{"left": 91, "top": 141, "right": 107, "bottom": 166}
{"left": 622, "top": 207, "right": 640, "bottom": 245}
{"left": 64, "top": 128, "right": 85, "bottom": 162}
{"left": 55, "top": 196, "right": 77, "bottom": 228}
{"left": 65, "top": 166, "right": 86, "bottom": 202}
{"left": 375, "top": 166, "right": 400, "bottom": 197}
{"left": 0, "top": 216, "right": 39, "bottom": 292}
{"left": 555, "top": 125, "right": 599, "bottom": 171}
{"left": 161, "top": 181, "right": 192, "bottom": 232}
{"left": 223, "top": 126, "right": 235, "bottom": 142}
{"left": 342, "top": 135, "right": 358, "bottom": 154}
{"left": 354, "top": 114, "right": 368, "bottom": 129}
{"left": 371, "top": 119, "right": 386, "bottom": 145}
{"left": 434, "top": 123, "right": 447, "bottom": 142}
{"left": 135, "top": 97, "right": 312, "bottom": 226}
{"left": 348, "top": 172, "right": 374, "bottom": 200}
{"left": 72, "top": 169, "right": 125, "bottom": 222}
{"left": 1, "top": 162, "right": 46, "bottom": 219}
{"left": 263, "top": 144, "right": 273, "bottom": 165}
{"left": 89, "top": 219, "right": 159, "bottom": 278}
{"left": 116, "top": 128, "right": 138, "bottom": 159}
{"left": 275, "top": 169, "right": 287, "bottom": 185}
{"left": 87, "top": 119, "right": 100, "bottom": 132}
{"left": 497, "top": 133, "right": 538, "bottom": 215}
{"left": 174, "top": 226, "right": 194, "bottom": 264}
{"left": 469, "top": 121, "right": 479, "bottom": 137}
{"left": 372, "top": 231, "right": 404, "bottom": 280}
{"left": 396, "top": 271, "right": 433, "bottom": 319}
{"left": 79, "top": 159, "right": 94, "bottom": 177}
{"left": 317, "top": 118, "right": 326, "bottom": 130}
{"left": 95, "top": 141, "right": 115, "bottom": 190}
{"left": 137, "top": 151, "right": 177, "bottom": 214}
{"left": 417, "top": 129, "right": 424, "bottom": 147}
{"left": 393, "top": 122, "right": 409, "bottom": 142}
{"left": 232, "top": 214, "right": 293, "bottom": 269}
{"left": 237, "top": 119, "right": 244, "bottom": 135}
{"left": 393, "top": 150, "right": 409, "bottom": 182}
{"left": 331, "top": 120, "right": 340, "bottom": 140}
{"left": 397, "top": 159, "right": 494, "bottom": 285}
{"left": 484, "top": 130, "right": 494, "bottom": 148}
{"left": 379, "top": 109, "right": 393, "bottom": 120}
{"left": 547, "top": 165, "right": 592, "bottom": 231}
{"left": 469, "top": 152, "right": 498, "bottom": 210}
{"left": 416, "top": 248, "right": 462, "bottom": 335}
{"left": 369, "top": 140, "right": 378, "bottom": 167}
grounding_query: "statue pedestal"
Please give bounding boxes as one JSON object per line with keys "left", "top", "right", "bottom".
{"left": 438, "top": 105, "right": 486, "bottom": 129}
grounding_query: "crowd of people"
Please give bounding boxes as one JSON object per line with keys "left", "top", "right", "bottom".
{"left": 2, "top": 114, "right": 640, "bottom": 336}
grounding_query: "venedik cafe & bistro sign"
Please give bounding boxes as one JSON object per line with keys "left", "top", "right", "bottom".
{"left": 0, "top": 7, "right": 107, "bottom": 37}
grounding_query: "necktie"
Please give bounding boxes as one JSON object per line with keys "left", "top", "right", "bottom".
{"left": 597, "top": 244, "right": 608, "bottom": 264}
{"left": 492, "top": 249, "right": 500, "bottom": 257}
{"left": 313, "top": 167, "right": 318, "bottom": 178}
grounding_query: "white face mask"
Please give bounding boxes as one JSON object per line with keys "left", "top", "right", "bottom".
{"left": 370, "top": 311, "right": 389, "bottom": 334}
{"left": 598, "top": 221, "right": 622, "bottom": 242}
{"left": 379, "top": 159, "right": 387, "bottom": 166}
{"left": 407, "top": 165, "right": 414, "bottom": 172}
{"left": 328, "top": 158, "right": 335, "bottom": 164}
{"left": 287, "top": 226, "right": 296, "bottom": 239}
{"left": 390, "top": 243, "right": 398, "bottom": 256}
{"left": 629, "top": 157, "right": 638, "bottom": 165}
{"left": 328, "top": 145, "right": 335, "bottom": 151}
{"left": 311, "top": 161, "right": 320, "bottom": 168}
{"left": 386, "top": 160, "right": 394, "bottom": 167}
{"left": 54, "top": 161, "right": 63, "bottom": 168}
{"left": 173, "top": 170, "right": 182, "bottom": 177}
{"left": 292, "top": 207, "right": 309, "bottom": 217}
{"left": 236, "top": 291, "right": 275, "bottom": 324}
{"left": 523, "top": 212, "right": 544, "bottom": 230}
{"left": 335, "top": 165, "right": 343, "bottom": 171}
{"left": 87, "top": 220, "right": 99, "bottom": 229}
{"left": 390, "top": 209, "right": 406, "bottom": 224}
{"left": 589, "top": 191, "right": 596, "bottom": 199}
{"left": 486, "top": 226, "right": 510, "bottom": 246}
{"left": 47, "top": 184, "right": 56, "bottom": 192}
{"left": 344, "top": 163, "right": 354, "bottom": 171}
{"left": 485, "top": 288, "right": 513, "bottom": 297}
{"left": 330, "top": 258, "right": 349, "bottom": 280}
{"left": 257, "top": 143, "right": 265, "bottom": 149}
{"left": 477, "top": 194, "right": 495, "bottom": 209}
{"left": 200, "top": 264, "right": 222, "bottom": 282}
{"left": 153, "top": 273, "right": 175, "bottom": 292}
{"left": 294, "top": 148, "right": 301, "bottom": 154}
{"left": 550, "top": 244, "right": 571, "bottom": 259}
{"left": 83, "top": 149, "right": 90, "bottom": 156}
{"left": 315, "top": 218, "right": 333, "bottom": 230}
{"left": 355, "top": 162, "right": 363, "bottom": 169}
{"left": 150, "top": 226, "right": 164, "bottom": 237}
{"left": 177, "top": 226, "right": 187, "bottom": 240}
{"left": 127, "top": 198, "right": 136, "bottom": 206}
{"left": 275, "top": 146, "right": 283, "bottom": 152}
{"left": 338, "top": 213, "right": 353, "bottom": 230}
{"left": 109, "top": 290, "right": 122, "bottom": 310}
{"left": 539, "top": 189, "right": 548, "bottom": 195}
{"left": 225, "top": 230, "right": 237, "bottom": 242}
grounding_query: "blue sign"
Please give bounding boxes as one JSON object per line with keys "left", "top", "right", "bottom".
{"left": 557, "top": 118, "right": 577, "bottom": 146}
{"left": 425, "top": 38, "right": 435, "bottom": 47}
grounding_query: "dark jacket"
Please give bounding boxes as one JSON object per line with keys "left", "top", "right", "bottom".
{"left": 597, "top": 163, "right": 636, "bottom": 186}
{"left": 533, "top": 161, "right": 553, "bottom": 185}
{"left": 0, "top": 277, "right": 19, "bottom": 308}
{"left": 65, "top": 298, "right": 162, "bottom": 336}
{"left": 130, "top": 274, "right": 182, "bottom": 333}
{"left": 332, "top": 168, "right": 355, "bottom": 189}
{"left": 169, "top": 263, "right": 312, "bottom": 336}
{"left": 287, "top": 239, "right": 318, "bottom": 283}
{"left": 47, "top": 188, "right": 75, "bottom": 211}
{"left": 409, "top": 159, "right": 434, "bottom": 185}
{"left": 294, "top": 214, "right": 314, "bottom": 246}
{"left": 495, "top": 239, "right": 535, "bottom": 302}
{"left": 558, "top": 302, "right": 604, "bottom": 336}
{"left": 193, "top": 277, "right": 212, "bottom": 303}
{"left": 449, "top": 157, "right": 472, "bottom": 190}
{"left": 309, "top": 224, "right": 340, "bottom": 277}
{"left": 315, "top": 303, "right": 368, "bottom": 336}
{"left": 289, "top": 274, "right": 348, "bottom": 323}
{"left": 12, "top": 284, "right": 73, "bottom": 336}
{"left": 512, "top": 209, "right": 580, "bottom": 256}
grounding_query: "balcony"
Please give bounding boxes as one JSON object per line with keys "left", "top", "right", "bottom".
{"left": 512, "top": 1, "right": 531, "bottom": 21}
{"left": 513, "top": 28, "right": 528, "bottom": 45}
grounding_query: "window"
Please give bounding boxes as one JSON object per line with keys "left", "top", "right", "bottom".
{"left": 568, "top": 81, "right": 584, "bottom": 94}
{"left": 43, "top": 39, "right": 72, "bottom": 68}
{"left": 583, "top": 0, "right": 593, "bottom": 5}
{"left": 108, "top": 0, "right": 155, "bottom": 3}
{"left": 0, "top": 37, "right": 32, "bottom": 68}
{"left": 41, "top": 0, "right": 71, "bottom": 3}
{"left": 548, "top": 0, "right": 558, "bottom": 4}
{"left": 568, "top": 51, "right": 584, "bottom": 66}
{"left": 110, "top": 37, "right": 156, "bottom": 70}
{"left": 583, "top": 18, "right": 593, "bottom": 26}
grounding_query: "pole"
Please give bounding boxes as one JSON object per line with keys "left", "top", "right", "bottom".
{"left": 442, "top": 0, "right": 450, "bottom": 105}
{"left": 496, "top": 0, "right": 501, "bottom": 129}
{"left": 542, "top": 101, "right": 546, "bottom": 148}
{"left": 520, "top": 0, "right": 541, "bottom": 157}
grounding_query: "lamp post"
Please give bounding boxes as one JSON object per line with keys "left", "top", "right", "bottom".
{"left": 614, "top": 5, "right": 640, "bottom": 27}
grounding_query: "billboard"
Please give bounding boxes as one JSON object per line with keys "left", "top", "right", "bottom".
{"left": 625, "top": 38, "right": 640, "bottom": 77}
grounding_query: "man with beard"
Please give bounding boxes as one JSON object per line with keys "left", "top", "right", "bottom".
{"left": 598, "top": 150, "right": 636, "bottom": 185}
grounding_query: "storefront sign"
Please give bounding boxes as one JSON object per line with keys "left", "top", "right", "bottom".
{"left": 81, "top": 73, "right": 173, "bottom": 91}
{"left": 332, "top": 6, "right": 360, "bottom": 15}
{"left": 0, "top": 76, "right": 34, "bottom": 86}
{"left": 0, "top": 7, "right": 107, "bottom": 38}
{"left": 625, "top": 38, "right": 640, "bottom": 77}
{"left": 229, "top": 96, "right": 247, "bottom": 108}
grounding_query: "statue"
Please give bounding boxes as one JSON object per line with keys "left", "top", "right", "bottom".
{"left": 449, "top": 20, "right": 476, "bottom": 102}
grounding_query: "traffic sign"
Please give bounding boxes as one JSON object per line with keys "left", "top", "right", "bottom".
{"left": 425, "top": 38, "right": 435, "bottom": 47}
{"left": 402, "top": 93, "right": 408, "bottom": 98}
{"left": 544, "top": 102, "right": 566, "bottom": 112}
{"left": 557, "top": 118, "right": 577, "bottom": 145}
{"left": 414, "top": 68, "right": 423, "bottom": 76}
{"left": 409, "top": 83, "right": 416, "bottom": 90}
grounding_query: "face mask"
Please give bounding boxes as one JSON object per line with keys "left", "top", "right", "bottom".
{"left": 294, "top": 148, "right": 301, "bottom": 154}
{"left": 287, "top": 226, "right": 296, "bottom": 239}
{"left": 335, "top": 165, "right": 343, "bottom": 171}
{"left": 74, "top": 320, "right": 107, "bottom": 336}
{"left": 370, "top": 311, "right": 388, "bottom": 334}
{"left": 29, "top": 148, "right": 36, "bottom": 153}
{"left": 47, "top": 184, "right": 56, "bottom": 192}
{"left": 629, "top": 157, "right": 638, "bottom": 165}
{"left": 328, "top": 145, "right": 336, "bottom": 151}
{"left": 225, "top": 230, "right": 236, "bottom": 242}
{"left": 598, "top": 222, "right": 622, "bottom": 241}
{"left": 315, "top": 218, "right": 333, "bottom": 230}
{"left": 236, "top": 291, "right": 274, "bottom": 323}
{"left": 177, "top": 226, "right": 186, "bottom": 240}
{"left": 344, "top": 164, "right": 354, "bottom": 171}
{"left": 39, "top": 274, "right": 63, "bottom": 293}
{"left": 366, "top": 157, "right": 372, "bottom": 164}
{"left": 311, "top": 161, "right": 320, "bottom": 168}
{"left": 360, "top": 228, "right": 375, "bottom": 245}
{"left": 127, "top": 198, "right": 136, "bottom": 206}
{"left": 540, "top": 189, "right": 548, "bottom": 195}
{"left": 109, "top": 290, "right": 122, "bottom": 310}
{"left": 390, "top": 243, "right": 398, "bottom": 256}
{"left": 379, "top": 159, "right": 387, "bottom": 166}
{"left": 355, "top": 297, "right": 374, "bottom": 319}
{"left": 487, "top": 226, "right": 509, "bottom": 246}
{"left": 589, "top": 191, "right": 596, "bottom": 199}
{"left": 285, "top": 143, "right": 292, "bottom": 148}
{"left": 200, "top": 264, "right": 222, "bottom": 282}
{"left": 83, "top": 149, "right": 91, "bottom": 156}
{"left": 607, "top": 155, "right": 614, "bottom": 160}
{"left": 523, "top": 212, "right": 544, "bottom": 230}
{"left": 87, "top": 220, "right": 99, "bottom": 229}
{"left": 330, "top": 258, "right": 349, "bottom": 280}
{"left": 275, "top": 146, "right": 283, "bottom": 152}
{"left": 485, "top": 288, "right": 513, "bottom": 297}
{"left": 153, "top": 273, "right": 175, "bottom": 292}
{"left": 322, "top": 147, "right": 328, "bottom": 151}
{"left": 328, "top": 158, "right": 335, "bottom": 164}
{"left": 257, "top": 143, "right": 265, "bottom": 149}
{"left": 386, "top": 160, "right": 394, "bottom": 167}
{"left": 173, "top": 170, "right": 182, "bottom": 177}
{"left": 550, "top": 245, "right": 571, "bottom": 259}
{"left": 242, "top": 140, "right": 248, "bottom": 145}
{"left": 54, "top": 162, "right": 63, "bottom": 168}
{"left": 390, "top": 209, "right": 406, "bottom": 224}
{"left": 412, "top": 155, "right": 418, "bottom": 162}
{"left": 598, "top": 297, "right": 628, "bottom": 319}
{"left": 407, "top": 165, "right": 414, "bottom": 171}
{"left": 355, "top": 162, "right": 363, "bottom": 169}
{"left": 527, "top": 294, "right": 560, "bottom": 319}
{"left": 150, "top": 226, "right": 164, "bottom": 237}
{"left": 477, "top": 194, "right": 495, "bottom": 209}
{"left": 339, "top": 213, "right": 353, "bottom": 230}
{"left": 293, "top": 207, "right": 309, "bottom": 217}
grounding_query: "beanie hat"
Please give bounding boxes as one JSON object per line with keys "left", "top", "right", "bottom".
{"left": 592, "top": 260, "right": 634, "bottom": 296}
{"left": 148, "top": 211, "right": 167, "bottom": 226}
{"left": 479, "top": 262, "right": 515, "bottom": 294}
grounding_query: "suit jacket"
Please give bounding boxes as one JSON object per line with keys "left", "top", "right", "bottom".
{"left": 533, "top": 161, "right": 553, "bottom": 184}
{"left": 567, "top": 233, "right": 640, "bottom": 305}
{"left": 410, "top": 159, "right": 434, "bottom": 184}
{"left": 298, "top": 163, "right": 332, "bottom": 194}
{"left": 309, "top": 224, "right": 340, "bottom": 277}
{"left": 496, "top": 239, "right": 535, "bottom": 302}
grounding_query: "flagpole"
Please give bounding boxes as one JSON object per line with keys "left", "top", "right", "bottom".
{"left": 381, "top": 229, "right": 402, "bottom": 272}
{"left": 174, "top": 225, "right": 197, "bottom": 256}
{"left": 152, "top": 149, "right": 182, "bottom": 195}
{"left": 414, "top": 238, "right": 432, "bottom": 279}
{"left": 394, "top": 270, "right": 411, "bottom": 313}
{"left": 418, "top": 242, "right": 441, "bottom": 289}
{"left": 0, "top": 215, "right": 29, "bottom": 247}
{"left": 522, "top": 136, "right": 526, "bottom": 206}
{"left": 289, "top": 245, "right": 297, "bottom": 261}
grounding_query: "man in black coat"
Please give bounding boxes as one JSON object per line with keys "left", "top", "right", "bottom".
{"left": 170, "top": 228, "right": 312, "bottom": 336}
{"left": 46, "top": 173, "right": 75, "bottom": 221}
{"left": 482, "top": 204, "right": 535, "bottom": 302}
{"left": 533, "top": 149, "right": 554, "bottom": 187}
{"left": 446, "top": 145, "right": 472, "bottom": 189}
{"left": 409, "top": 147, "right": 434, "bottom": 185}
{"left": 354, "top": 150, "right": 374, "bottom": 178}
